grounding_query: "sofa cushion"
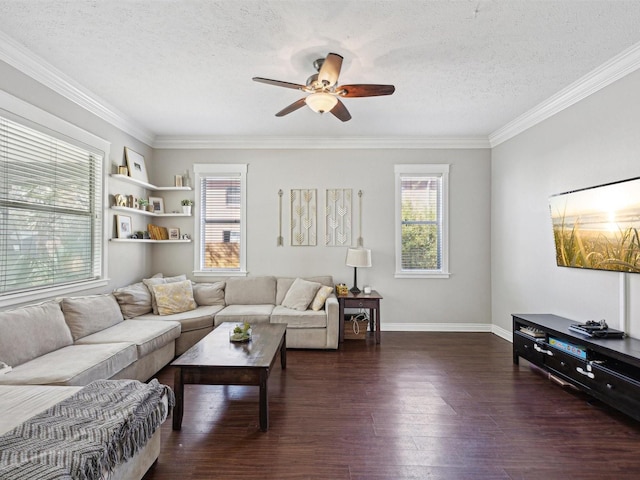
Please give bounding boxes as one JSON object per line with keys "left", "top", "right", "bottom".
{"left": 0, "top": 301, "right": 73, "bottom": 367}
{"left": 214, "top": 304, "right": 274, "bottom": 326}
{"left": 225, "top": 276, "right": 276, "bottom": 305}
{"left": 75, "top": 319, "right": 181, "bottom": 358}
{"left": 132, "top": 305, "right": 220, "bottom": 333}
{"left": 276, "top": 276, "right": 334, "bottom": 305}
{"left": 310, "top": 285, "right": 334, "bottom": 311}
{"left": 61, "top": 294, "right": 124, "bottom": 342}
{"left": 113, "top": 282, "right": 153, "bottom": 318}
{"left": 0, "top": 343, "right": 137, "bottom": 386}
{"left": 143, "top": 274, "right": 187, "bottom": 314}
{"left": 149, "top": 280, "right": 197, "bottom": 315}
{"left": 193, "top": 281, "right": 226, "bottom": 306}
{"left": 281, "top": 278, "right": 321, "bottom": 311}
{"left": 270, "top": 305, "right": 328, "bottom": 328}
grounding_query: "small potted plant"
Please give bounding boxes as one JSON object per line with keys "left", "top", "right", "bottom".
{"left": 138, "top": 198, "right": 154, "bottom": 212}
{"left": 181, "top": 199, "right": 193, "bottom": 215}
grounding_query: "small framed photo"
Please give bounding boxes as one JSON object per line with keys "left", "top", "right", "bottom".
{"left": 168, "top": 227, "right": 180, "bottom": 240}
{"left": 124, "top": 147, "right": 149, "bottom": 184}
{"left": 174, "top": 175, "right": 183, "bottom": 187}
{"left": 116, "top": 215, "right": 132, "bottom": 239}
{"left": 148, "top": 196, "right": 164, "bottom": 214}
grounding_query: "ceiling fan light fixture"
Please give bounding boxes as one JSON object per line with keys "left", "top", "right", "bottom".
{"left": 305, "top": 92, "right": 338, "bottom": 114}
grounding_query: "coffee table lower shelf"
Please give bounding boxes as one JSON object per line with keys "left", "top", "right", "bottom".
{"left": 171, "top": 323, "right": 287, "bottom": 432}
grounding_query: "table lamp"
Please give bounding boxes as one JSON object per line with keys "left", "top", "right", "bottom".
{"left": 345, "top": 247, "right": 371, "bottom": 294}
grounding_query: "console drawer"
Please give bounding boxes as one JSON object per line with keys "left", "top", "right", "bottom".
{"left": 590, "top": 362, "right": 640, "bottom": 412}
{"left": 544, "top": 347, "right": 594, "bottom": 389}
{"left": 513, "top": 332, "right": 546, "bottom": 366}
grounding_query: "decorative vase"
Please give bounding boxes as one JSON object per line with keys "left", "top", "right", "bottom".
{"left": 182, "top": 205, "right": 192, "bottom": 215}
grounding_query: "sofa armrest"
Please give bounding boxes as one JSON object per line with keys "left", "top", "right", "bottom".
{"left": 324, "top": 295, "right": 339, "bottom": 349}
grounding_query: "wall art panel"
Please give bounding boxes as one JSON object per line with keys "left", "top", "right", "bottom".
{"left": 290, "top": 189, "right": 317, "bottom": 246}
{"left": 325, "top": 188, "right": 352, "bottom": 246}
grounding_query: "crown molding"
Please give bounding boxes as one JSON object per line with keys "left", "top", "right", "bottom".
{"left": 0, "top": 30, "right": 155, "bottom": 146}
{"left": 152, "top": 135, "right": 491, "bottom": 149}
{"left": 4, "top": 26, "right": 637, "bottom": 151}
{"left": 489, "top": 41, "right": 640, "bottom": 147}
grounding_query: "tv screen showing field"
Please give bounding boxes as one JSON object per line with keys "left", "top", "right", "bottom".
{"left": 549, "top": 177, "right": 640, "bottom": 273}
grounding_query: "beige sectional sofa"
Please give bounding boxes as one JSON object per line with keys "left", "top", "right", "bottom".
{"left": 0, "top": 293, "right": 178, "bottom": 479}
{"left": 0, "top": 294, "right": 180, "bottom": 386}
{"left": 127, "top": 274, "right": 339, "bottom": 353}
{"left": 0, "top": 273, "right": 336, "bottom": 479}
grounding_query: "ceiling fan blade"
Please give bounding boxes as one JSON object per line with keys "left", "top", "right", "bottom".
{"left": 330, "top": 99, "right": 352, "bottom": 122}
{"left": 338, "top": 84, "right": 395, "bottom": 97}
{"left": 318, "top": 53, "right": 343, "bottom": 87}
{"left": 253, "top": 77, "right": 306, "bottom": 90}
{"left": 275, "top": 98, "right": 307, "bottom": 117}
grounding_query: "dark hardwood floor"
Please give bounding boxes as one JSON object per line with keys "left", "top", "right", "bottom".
{"left": 143, "top": 332, "right": 640, "bottom": 480}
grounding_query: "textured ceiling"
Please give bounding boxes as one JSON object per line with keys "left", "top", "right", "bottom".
{"left": 1, "top": 1, "right": 640, "bottom": 141}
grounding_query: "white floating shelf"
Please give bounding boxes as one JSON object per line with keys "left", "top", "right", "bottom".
{"left": 110, "top": 239, "right": 191, "bottom": 243}
{"left": 110, "top": 206, "right": 191, "bottom": 217}
{"left": 110, "top": 173, "right": 192, "bottom": 191}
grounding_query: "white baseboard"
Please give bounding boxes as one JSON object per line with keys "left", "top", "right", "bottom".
{"left": 379, "top": 322, "right": 514, "bottom": 342}
{"left": 491, "top": 324, "right": 513, "bottom": 342}
{"left": 381, "top": 322, "right": 492, "bottom": 332}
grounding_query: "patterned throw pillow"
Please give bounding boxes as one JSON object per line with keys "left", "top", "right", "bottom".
{"left": 149, "top": 280, "right": 197, "bottom": 316}
{"left": 310, "top": 285, "right": 334, "bottom": 311}
{"left": 143, "top": 274, "right": 187, "bottom": 314}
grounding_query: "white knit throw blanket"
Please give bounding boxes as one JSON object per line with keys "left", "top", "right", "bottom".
{"left": 0, "top": 379, "right": 174, "bottom": 480}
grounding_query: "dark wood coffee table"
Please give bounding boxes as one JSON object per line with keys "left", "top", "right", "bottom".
{"left": 171, "top": 322, "right": 287, "bottom": 432}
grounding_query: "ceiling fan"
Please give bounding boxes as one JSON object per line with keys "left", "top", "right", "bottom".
{"left": 252, "top": 53, "right": 395, "bottom": 122}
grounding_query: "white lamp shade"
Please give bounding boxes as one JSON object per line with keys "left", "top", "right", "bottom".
{"left": 305, "top": 92, "right": 338, "bottom": 113}
{"left": 346, "top": 248, "right": 372, "bottom": 268}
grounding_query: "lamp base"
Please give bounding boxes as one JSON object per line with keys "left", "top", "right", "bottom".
{"left": 350, "top": 286, "right": 361, "bottom": 295}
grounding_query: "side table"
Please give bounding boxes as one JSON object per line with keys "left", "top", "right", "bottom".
{"left": 337, "top": 291, "right": 382, "bottom": 344}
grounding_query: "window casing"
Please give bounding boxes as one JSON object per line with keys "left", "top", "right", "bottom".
{"left": 0, "top": 97, "right": 107, "bottom": 306}
{"left": 194, "top": 164, "right": 247, "bottom": 276}
{"left": 395, "top": 164, "right": 450, "bottom": 278}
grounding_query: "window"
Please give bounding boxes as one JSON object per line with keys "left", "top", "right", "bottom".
{"left": 194, "top": 164, "right": 247, "bottom": 275}
{"left": 0, "top": 104, "right": 106, "bottom": 304}
{"left": 394, "top": 164, "right": 449, "bottom": 278}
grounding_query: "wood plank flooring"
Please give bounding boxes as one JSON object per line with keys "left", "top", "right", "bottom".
{"left": 143, "top": 332, "right": 640, "bottom": 480}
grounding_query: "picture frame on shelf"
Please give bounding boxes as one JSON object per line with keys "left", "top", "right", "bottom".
{"left": 148, "top": 196, "right": 164, "bottom": 214}
{"left": 168, "top": 227, "right": 180, "bottom": 240}
{"left": 115, "top": 215, "right": 132, "bottom": 239}
{"left": 174, "top": 175, "right": 183, "bottom": 187}
{"left": 124, "top": 147, "right": 149, "bottom": 183}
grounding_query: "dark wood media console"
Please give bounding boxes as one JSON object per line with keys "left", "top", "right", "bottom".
{"left": 513, "top": 313, "right": 640, "bottom": 422}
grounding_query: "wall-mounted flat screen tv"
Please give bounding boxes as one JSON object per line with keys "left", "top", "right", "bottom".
{"left": 549, "top": 177, "right": 640, "bottom": 273}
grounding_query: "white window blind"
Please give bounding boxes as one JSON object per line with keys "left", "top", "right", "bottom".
{"left": 194, "top": 164, "right": 247, "bottom": 275}
{"left": 395, "top": 164, "right": 449, "bottom": 278}
{"left": 0, "top": 115, "right": 103, "bottom": 295}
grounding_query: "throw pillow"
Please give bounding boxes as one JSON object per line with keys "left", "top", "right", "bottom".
{"left": 143, "top": 274, "right": 187, "bottom": 314}
{"left": 61, "top": 294, "right": 124, "bottom": 341}
{"left": 310, "top": 285, "right": 334, "bottom": 311}
{"left": 149, "top": 280, "right": 197, "bottom": 316}
{"left": 281, "top": 278, "right": 321, "bottom": 311}
{"left": 192, "top": 281, "right": 226, "bottom": 306}
{"left": 113, "top": 282, "right": 153, "bottom": 318}
{"left": 0, "top": 301, "right": 73, "bottom": 367}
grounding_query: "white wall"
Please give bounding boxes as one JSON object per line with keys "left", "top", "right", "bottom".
{"left": 491, "top": 69, "right": 640, "bottom": 338}
{"left": 2, "top": 59, "right": 492, "bottom": 330}
{"left": 0, "top": 60, "right": 155, "bottom": 297}
{"left": 152, "top": 147, "right": 492, "bottom": 329}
